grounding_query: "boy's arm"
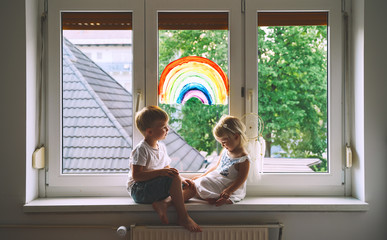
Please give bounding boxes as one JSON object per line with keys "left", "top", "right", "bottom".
{"left": 220, "top": 160, "right": 250, "bottom": 198}
{"left": 131, "top": 164, "right": 178, "bottom": 182}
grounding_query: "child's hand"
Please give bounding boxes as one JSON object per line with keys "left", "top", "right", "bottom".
{"left": 182, "top": 178, "right": 194, "bottom": 189}
{"left": 214, "top": 189, "right": 233, "bottom": 206}
{"left": 159, "top": 168, "right": 179, "bottom": 177}
{"left": 219, "top": 189, "right": 232, "bottom": 200}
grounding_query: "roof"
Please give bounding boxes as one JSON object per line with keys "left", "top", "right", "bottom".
{"left": 62, "top": 38, "right": 205, "bottom": 173}
{"left": 163, "top": 130, "right": 205, "bottom": 171}
{"left": 263, "top": 158, "right": 321, "bottom": 173}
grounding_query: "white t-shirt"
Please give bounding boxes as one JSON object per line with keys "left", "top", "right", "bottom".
{"left": 127, "top": 140, "right": 171, "bottom": 192}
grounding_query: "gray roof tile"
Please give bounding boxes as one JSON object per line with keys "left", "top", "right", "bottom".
{"left": 62, "top": 38, "right": 204, "bottom": 173}
{"left": 63, "top": 136, "right": 129, "bottom": 148}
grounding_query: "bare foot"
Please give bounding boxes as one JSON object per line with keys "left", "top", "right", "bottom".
{"left": 215, "top": 197, "right": 233, "bottom": 207}
{"left": 183, "top": 184, "right": 197, "bottom": 202}
{"left": 178, "top": 216, "right": 202, "bottom": 232}
{"left": 205, "top": 198, "right": 218, "bottom": 204}
{"left": 152, "top": 200, "right": 169, "bottom": 224}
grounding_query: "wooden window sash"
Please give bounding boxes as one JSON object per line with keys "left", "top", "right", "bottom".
{"left": 61, "top": 12, "right": 325, "bottom": 30}
{"left": 158, "top": 12, "right": 228, "bottom": 30}
{"left": 258, "top": 12, "right": 328, "bottom": 26}
{"left": 62, "top": 12, "right": 132, "bottom": 30}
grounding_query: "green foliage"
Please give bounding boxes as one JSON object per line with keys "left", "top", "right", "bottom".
{"left": 258, "top": 26, "right": 328, "bottom": 171}
{"left": 159, "top": 103, "right": 181, "bottom": 130}
{"left": 160, "top": 100, "right": 227, "bottom": 155}
{"left": 179, "top": 98, "right": 227, "bottom": 154}
{"left": 310, "top": 155, "right": 327, "bottom": 172}
{"left": 159, "top": 26, "right": 328, "bottom": 172}
{"left": 159, "top": 30, "right": 228, "bottom": 77}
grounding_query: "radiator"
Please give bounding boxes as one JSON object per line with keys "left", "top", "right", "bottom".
{"left": 130, "top": 224, "right": 280, "bottom": 240}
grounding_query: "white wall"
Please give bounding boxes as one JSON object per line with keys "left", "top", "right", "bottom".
{"left": 1, "top": 0, "right": 387, "bottom": 239}
{"left": 351, "top": 0, "right": 365, "bottom": 202}
{"left": 362, "top": 0, "right": 387, "bottom": 236}
{"left": 0, "top": 0, "right": 28, "bottom": 224}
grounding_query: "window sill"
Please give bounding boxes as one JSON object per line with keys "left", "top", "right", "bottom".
{"left": 24, "top": 196, "right": 368, "bottom": 213}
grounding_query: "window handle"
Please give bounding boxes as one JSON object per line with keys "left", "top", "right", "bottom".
{"left": 248, "top": 89, "right": 254, "bottom": 113}
{"left": 135, "top": 89, "right": 142, "bottom": 113}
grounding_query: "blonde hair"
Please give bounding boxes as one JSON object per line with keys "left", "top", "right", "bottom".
{"left": 213, "top": 115, "right": 247, "bottom": 146}
{"left": 135, "top": 106, "right": 169, "bottom": 135}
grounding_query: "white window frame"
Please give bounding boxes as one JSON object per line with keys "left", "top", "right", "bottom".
{"left": 245, "top": 0, "right": 345, "bottom": 196}
{"left": 144, "top": 0, "right": 244, "bottom": 178}
{"left": 45, "top": 0, "right": 346, "bottom": 197}
{"left": 144, "top": 0, "right": 243, "bottom": 118}
{"left": 46, "top": 0, "right": 144, "bottom": 197}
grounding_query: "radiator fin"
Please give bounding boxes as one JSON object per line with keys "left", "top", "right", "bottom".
{"left": 131, "top": 225, "right": 269, "bottom": 240}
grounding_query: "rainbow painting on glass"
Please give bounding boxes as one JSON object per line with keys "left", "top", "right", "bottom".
{"left": 159, "top": 56, "right": 229, "bottom": 105}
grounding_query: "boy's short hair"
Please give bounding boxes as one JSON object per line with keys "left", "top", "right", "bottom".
{"left": 135, "top": 106, "right": 169, "bottom": 135}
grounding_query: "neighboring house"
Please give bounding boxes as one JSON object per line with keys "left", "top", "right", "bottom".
{"left": 63, "top": 30, "right": 133, "bottom": 91}
{"left": 62, "top": 38, "right": 205, "bottom": 173}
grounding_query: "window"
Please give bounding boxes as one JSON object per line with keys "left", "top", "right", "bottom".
{"left": 257, "top": 12, "right": 328, "bottom": 173}
{"left": 46, "top": 0, "right": 344, "bottom": 197}
{"left": 157, "top": 12, "right": 230, "bottom": 173}
{"left": 62, "top": 12, "right": 133, "bottom": 175}
{"left": 245, "top": 0, "right": 344, "bottom": 195}
{"left": 144, "top": 0, "right": 244, "bottom": 180}
{"left": 46, "top": 0, "right": 144, "bottom": 196}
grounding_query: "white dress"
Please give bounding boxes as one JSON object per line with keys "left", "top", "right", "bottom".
{"left": 194, "top": 151, "right": 250, "bottom": 203}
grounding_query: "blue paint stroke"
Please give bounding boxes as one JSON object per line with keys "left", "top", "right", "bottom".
{"left": 177, "top": 83, "right": 214, "bottom": 105}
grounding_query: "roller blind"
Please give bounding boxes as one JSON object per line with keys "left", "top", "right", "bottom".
{"left": 258, "top": 12, "right": 328, "bottom": 26}
{"left": 158, "top": 12, "right": 228, "bottom": 30}
{"left": 62, "top": 12, "right": 132, "bottom": 30}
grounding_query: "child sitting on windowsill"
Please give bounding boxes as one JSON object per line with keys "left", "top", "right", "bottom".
{"left": 189, "top": 115, "right": 251, "bottom": 206}
{"left": 127, "top": 105, "right": 201, "bottom": 232}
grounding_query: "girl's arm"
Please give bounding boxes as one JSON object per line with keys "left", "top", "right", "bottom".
{"left": 220, "top": 160, "right": 250, "bottom": 198}
{"left": 191, "top": 153, "right": 222, "bottom": 180}
{"left": 131, "top": 164, "right": 178, "bottom": 182}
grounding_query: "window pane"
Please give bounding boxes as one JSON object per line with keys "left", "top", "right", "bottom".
{"left": 257, "top": 12, "right": 328, "bottom": 173}
{"left": 62, "top": 12, "right": 132, "bottom": 174}
{"left": 158, "top": 12, "right": 229, "bottom": 172}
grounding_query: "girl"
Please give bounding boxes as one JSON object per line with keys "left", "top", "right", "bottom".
{"left": 192, "top": 115, "right": 250, "bottom": 206}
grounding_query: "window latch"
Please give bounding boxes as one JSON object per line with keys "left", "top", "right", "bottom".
{"left": 346, "top": 144, "right": 352, "bottom": 168}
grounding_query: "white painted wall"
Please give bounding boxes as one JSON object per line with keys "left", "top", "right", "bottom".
{"left": 1, "top": 0, "right": 387, "bottom": 239}
{"left": 351, "top": 0, "right": 365, "bottom": 202}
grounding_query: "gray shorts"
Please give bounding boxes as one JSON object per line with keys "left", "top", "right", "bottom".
{"left": 131, "top": 176, "right": 173, "bottom": 204}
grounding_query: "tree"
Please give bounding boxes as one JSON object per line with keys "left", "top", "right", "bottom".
{"left": 258, "top": 26, "right": 328, "bottom": 169}
{"left": 159, "top": 26, "right": 328, "bottom": 171}
{"left": 179, "top": 98, "right": 227, "bottom": 154}
{"left": 159, "top": 30, "right": 228, "bottom": 77}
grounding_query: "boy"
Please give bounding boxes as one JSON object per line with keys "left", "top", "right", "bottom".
{"left": 127, "top": 106, "right": 201, "bottom": 232}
